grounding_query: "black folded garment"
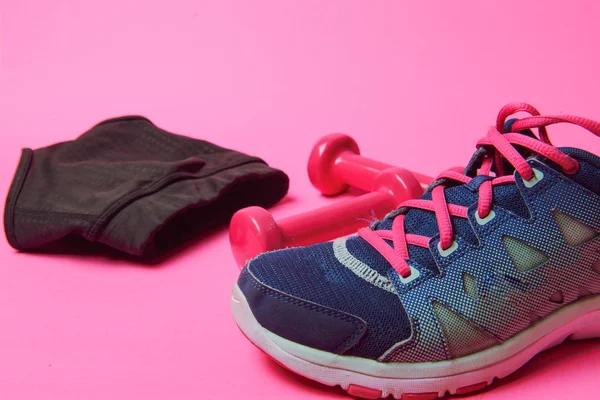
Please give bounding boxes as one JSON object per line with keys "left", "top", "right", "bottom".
{"left": 4, "top": 116, "right": 289, "bottom": 258}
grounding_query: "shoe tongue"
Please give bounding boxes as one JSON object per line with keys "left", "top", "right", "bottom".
{"left": 372, "top": 180, "right": 530, "bottom": 274}
{"left": 376, "top": 182, "right": 478, "bottom": 235}
{"left": 464, "top": 121, "right": 540, "bottom": 178}
{"left": 372, "top": 122, "right": 536, "bottom": 273}
{"left": 378, "top": 122, "right": 538, "bottom": 230}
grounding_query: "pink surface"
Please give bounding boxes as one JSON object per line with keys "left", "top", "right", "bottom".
{"left": 1, "top": 1, "right": 600, "bottom": 399}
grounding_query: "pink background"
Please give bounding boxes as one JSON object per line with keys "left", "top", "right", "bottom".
{"left": 2, "top": 1, "right": 600, "bottom": 399}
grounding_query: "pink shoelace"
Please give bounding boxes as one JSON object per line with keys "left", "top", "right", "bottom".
{"left": 358, "top": 102, "right": 600, "bottom": 279}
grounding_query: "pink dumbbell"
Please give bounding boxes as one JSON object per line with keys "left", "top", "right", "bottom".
{"left": 229, "top": 166, "right": 427, "bottom": 267}
{"left": 229, "top": 134, "right": 434, "bottom": 267}
{"left": 307, "top": 133, "right": 432, "bottom": 196}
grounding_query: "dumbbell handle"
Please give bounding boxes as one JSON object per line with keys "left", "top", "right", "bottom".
{"left": 335, "top": 152, "right": 432, "bottom": 193}
{"left": 277, "top": 191, "right": 396, "bottom": 248}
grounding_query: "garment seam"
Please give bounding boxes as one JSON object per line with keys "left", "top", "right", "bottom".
{"left": 14, "top": 208, "right": 99, "bottom": 221}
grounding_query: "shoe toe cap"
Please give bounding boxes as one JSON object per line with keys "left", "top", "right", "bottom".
{"left": 238, "top": 266, "right": 367, "bottom": 354}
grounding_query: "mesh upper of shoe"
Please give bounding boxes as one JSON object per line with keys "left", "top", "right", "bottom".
{"left": 244, "top": 143, "right": 600, "bottom": 361}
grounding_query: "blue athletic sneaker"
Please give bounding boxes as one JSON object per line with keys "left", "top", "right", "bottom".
{"left": 231, "top": 103, "right": 600, "bottom": 399}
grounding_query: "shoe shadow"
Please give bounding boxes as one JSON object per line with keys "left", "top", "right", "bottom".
{"left": 257, "top": 338, "right": 600, "bottom": 399}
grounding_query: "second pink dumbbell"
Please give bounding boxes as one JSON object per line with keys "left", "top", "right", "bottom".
{"left": 308, "top": 133, "right": 432, "bottom": 196}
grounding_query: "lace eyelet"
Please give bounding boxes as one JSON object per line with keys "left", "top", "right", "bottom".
{"left": 522, "top": 168, "right": 544, "bottom": 188}
{"left": 437, "top": 241, "right": 458, "bottom": 257}
{"left": 398, "top": 266, "right": 421, "bottom": 284}
{"left": 475, "top": 210, "right": 496, "bottom": 226}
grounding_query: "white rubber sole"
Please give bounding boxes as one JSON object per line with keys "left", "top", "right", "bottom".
{"left": 231, "top": 283, "right": 600, "bottom": 399}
